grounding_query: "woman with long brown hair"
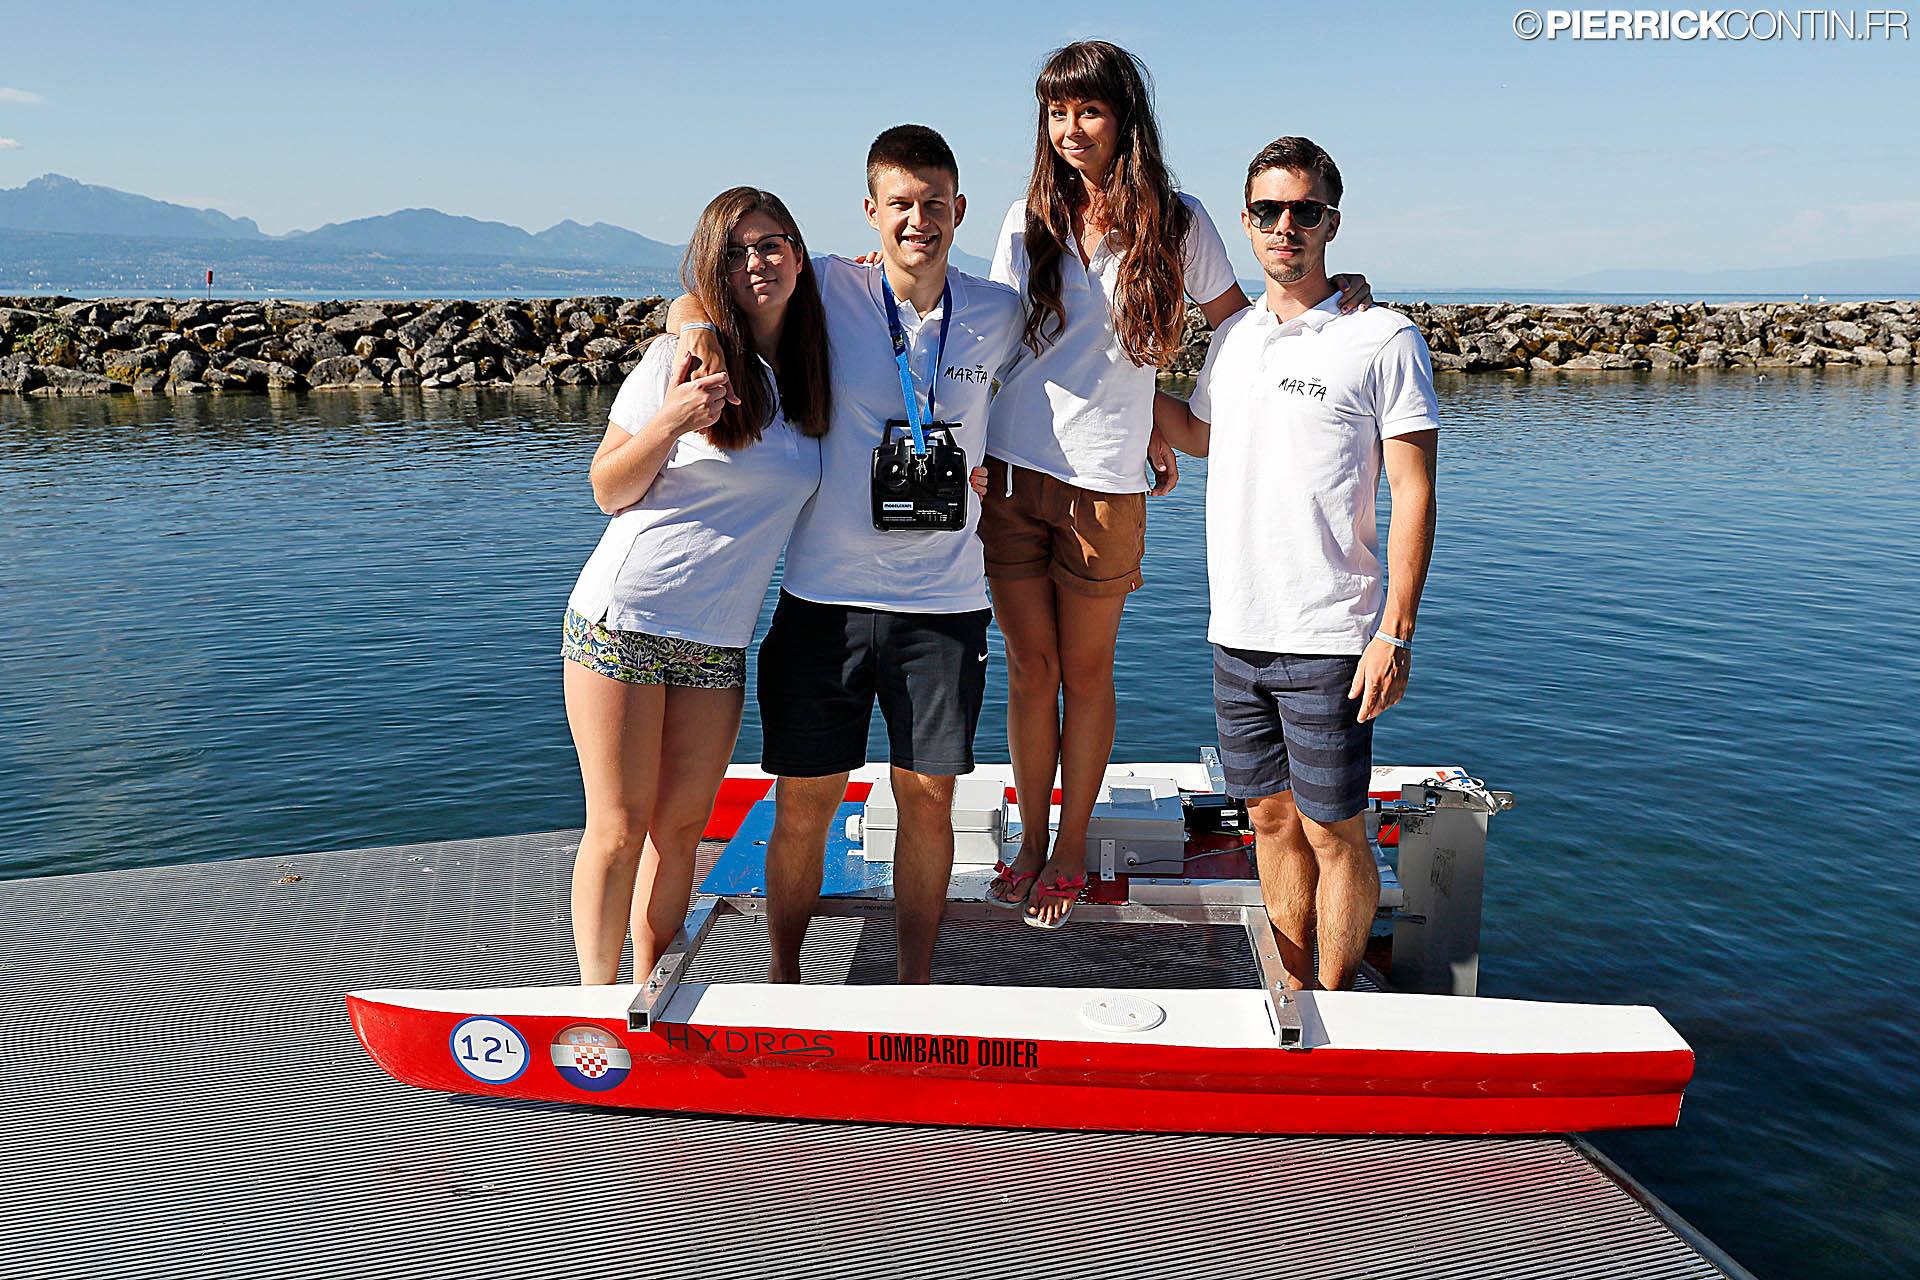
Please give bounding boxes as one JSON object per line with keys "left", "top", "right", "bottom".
{"left": 562, "top": 186, "right": 831, "bottom": 983}
{"left": 983, "top": 41, "right": 1368, "bottom": 927}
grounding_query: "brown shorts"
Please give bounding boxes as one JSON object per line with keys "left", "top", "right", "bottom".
{"left": 977, "top": 457, "right": 1145, "bottom": 597}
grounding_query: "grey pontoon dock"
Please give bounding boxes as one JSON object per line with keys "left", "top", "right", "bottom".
{"left": 0, "top": 828, "right": 1754, "bottom": 1278}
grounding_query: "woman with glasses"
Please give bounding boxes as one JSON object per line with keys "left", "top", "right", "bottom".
{"left": 562, "top": 187, "right": 830, "bottom": 985}
{"left": 983, "top": 41, "right": 1370, "bottom": 928}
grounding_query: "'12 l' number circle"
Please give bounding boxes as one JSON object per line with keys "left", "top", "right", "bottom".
{"left": 449, "top": 1016, "right": 530, "bottom": 1084}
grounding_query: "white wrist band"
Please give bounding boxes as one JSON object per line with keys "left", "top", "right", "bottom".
{"left": 1375, "top": 632, "right": 1412, "bottom": 651}
{"left": 680, "top": 321, "right": 718, "bottom": 335}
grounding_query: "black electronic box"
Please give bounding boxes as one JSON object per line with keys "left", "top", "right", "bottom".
{"left": 871, "top": 421, "right": 967, "bottom": 531}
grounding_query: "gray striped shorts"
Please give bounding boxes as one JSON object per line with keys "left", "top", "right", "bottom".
{"left": 1212, "top": 646, "right": 1373, "bottom": 824}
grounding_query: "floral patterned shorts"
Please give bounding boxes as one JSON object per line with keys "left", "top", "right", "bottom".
{"left": 560, "top": 609, "right": 746, "bottom": 689}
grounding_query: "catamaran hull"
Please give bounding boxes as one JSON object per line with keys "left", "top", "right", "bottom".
{"left": 347, "top": 994, "right": 1691, "bottom": 1136}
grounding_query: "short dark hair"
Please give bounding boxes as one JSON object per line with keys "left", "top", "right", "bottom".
{"left": 1243, "top": 136, "right": 1343, "bottom": 208}
{"left": 866, "top": 124, "right": 959, "bottom": 192}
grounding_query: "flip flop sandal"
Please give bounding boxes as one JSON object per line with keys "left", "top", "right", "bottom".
{"left": 985, "top": 860, "right": 1040, "bottom": 910}
{"left": 1024, "top": 873, "right": 1088, "bottom": 931}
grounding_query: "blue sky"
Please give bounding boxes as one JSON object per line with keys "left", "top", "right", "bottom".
{"left": 2, "top": 0, "right": 1914, "bottom": 287}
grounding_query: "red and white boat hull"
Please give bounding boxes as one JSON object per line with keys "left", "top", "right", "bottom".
{"left": 348, "top": 982, "right": 1692, "bottom": 1135}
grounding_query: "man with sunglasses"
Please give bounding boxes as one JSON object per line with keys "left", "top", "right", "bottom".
{"left": 1154, "top": 136, "right": 1440, "bottom": 993}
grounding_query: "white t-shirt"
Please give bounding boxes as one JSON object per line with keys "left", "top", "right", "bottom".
{"left": 1190, "top": 293, "right": 1440, "bottom": 654}
{"left": 779, "top": 255, "right": 1024, "bottom": 614}
{"left": 567, "top": 336, "right": 823, "bottom": 647}
{"left": 987, "top": 193, "right": 1239, "bottom": 494}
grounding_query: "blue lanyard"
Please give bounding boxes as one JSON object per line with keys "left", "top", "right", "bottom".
{"left": 880, "top": 273, "right": 952, "bottom": 457}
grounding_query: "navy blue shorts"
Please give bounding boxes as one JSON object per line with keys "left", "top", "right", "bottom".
{"left": 1212, "top": 646, "right": 1373, "bottom": 824}
{"left": 758, "top": 592, "right": 990, "bottom": 778}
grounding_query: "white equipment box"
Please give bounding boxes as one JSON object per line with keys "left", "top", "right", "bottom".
{"left": 1080, "top": 776, "right": 1188, "bottom": 876}
{"left": 853, "top": 776, "right": 1008, "bottom": 866}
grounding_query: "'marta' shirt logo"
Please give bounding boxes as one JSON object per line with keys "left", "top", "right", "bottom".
{"left": 944, "top": 363, "right": 990, "bottom": 385}
{"left": 1275, "top": 375, "right": 1328, "bottom": 402}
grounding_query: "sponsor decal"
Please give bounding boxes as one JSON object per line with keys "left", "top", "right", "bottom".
{"left": 449, "top": 1016, "right": 530, "bottom": 1084}
{"left": 865, "top": 1034, "right": 1040, "bottom": 1068}
{"left": 551, "top": 1023, "right": 632, "bottom": 1093}
{"left": 654, "top": 1026, "right": 1039, "bottom": 1067}
{"left": 660, "top": 1025, "right": 836, "bottom": 1058}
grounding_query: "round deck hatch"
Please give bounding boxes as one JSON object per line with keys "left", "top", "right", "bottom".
{"left": 1080, "top": 995, "right": 1166, "bottom": 1033}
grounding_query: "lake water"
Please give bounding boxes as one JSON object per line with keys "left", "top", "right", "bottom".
{"left": 3, "top": 371, "right": 1917, "bottom": 1278}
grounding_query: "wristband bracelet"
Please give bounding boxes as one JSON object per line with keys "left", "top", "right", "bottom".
{"left": 679, "top": 321, "right": 718, "bottom": 335}
{"left": 1374, "top": 632, "right": 1413, "bottom": 651}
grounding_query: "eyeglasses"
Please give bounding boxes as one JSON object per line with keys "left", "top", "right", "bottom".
{"left": 724, "top": 234, "right": 797, "bottom": 274}
{"left": 1246, "top": 199, "right": 1336, "bottom": 232}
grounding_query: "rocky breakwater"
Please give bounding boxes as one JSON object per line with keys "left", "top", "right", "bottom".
{"left": 2, "top": 295, "right": 1917, "bottom": 396}
{"left": 1163, "top": 298, "right": 1919, "bottom": 376}
{"left": 0, "top": 296, "right": 669, "bottom": 395}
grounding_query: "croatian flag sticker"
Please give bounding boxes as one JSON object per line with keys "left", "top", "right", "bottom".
{"left": 551, "top": 1023, "right": 631, "bottom": 1093}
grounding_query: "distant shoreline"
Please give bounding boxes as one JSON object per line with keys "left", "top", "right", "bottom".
{"left": 2, "top": 294, "right": 1915, "bottom": 397}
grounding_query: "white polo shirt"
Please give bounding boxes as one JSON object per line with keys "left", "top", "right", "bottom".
{"left": 567, "top": 336, "right": 823, "bottom": 647}
{"left": 780, "top": 255, "right": 1025, "bottom": 614}
{"left": 1190, "top": 292, "right": 1439, "bottom": 655}
{"left": 987, "top": 193, "right": 1239, "bottom": 494}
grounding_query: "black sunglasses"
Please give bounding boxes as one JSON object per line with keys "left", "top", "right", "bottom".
{"left": 1246, "top": 199, "right": 1336, "bottom": 232}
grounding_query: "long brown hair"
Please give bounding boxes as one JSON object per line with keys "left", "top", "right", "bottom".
{"left": 1021, "top": 41, "right": 1193, "bottom": 365}
{"left": 681, "top": 187, "right": 832, "bottom": 448}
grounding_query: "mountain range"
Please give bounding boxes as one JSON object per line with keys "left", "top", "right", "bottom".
{"left": 0, "top": 174, "right": 684, "bottom": 267}
{"left": 0, "top": 174, "right": 266, "bottom": 240}
{"left": 2, "top": 172, "right": 1906, "bottom": 296}
{"left": 0, "top": 174, "right": 994, "bottom": 293}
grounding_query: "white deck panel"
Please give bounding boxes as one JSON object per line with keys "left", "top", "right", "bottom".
{"left": 721, "top": 760, "right": 1465, "bottom": 794}
{"left": 661, "top": 982, "right": 1279, "bottom": 1048}
{"left": 1304, "top": 989, "right": 1693, "bottom": 1055}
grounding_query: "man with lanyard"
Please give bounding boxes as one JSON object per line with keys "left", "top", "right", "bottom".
{"left": 672, "top": 125, "right": 1023, "bottom": 982}
{"left": 1154, "top": 136, "right": 1440, "bottom": 992}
